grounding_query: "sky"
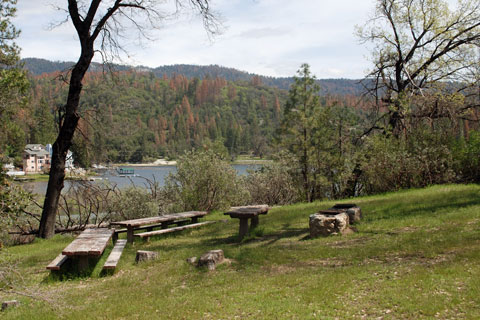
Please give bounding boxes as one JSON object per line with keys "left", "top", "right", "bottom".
{"left": 13, "top": 0, "right": 374, "bottom": 79}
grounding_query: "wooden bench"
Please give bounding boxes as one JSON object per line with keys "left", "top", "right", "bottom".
{"left": 111, "top": 220, "right": 190, "bottom": 242}
{"left": 134, "top": 221, "right": 216, "bottom": 241}
{"left": 46, "top": 253, "right": 68, "bottom": 271}
{"left": 64, "top": 228, "right": 114, "bottom": 272}
{"left": 110, "top": 211, "right": 209, "bottom": 244}
{"left": 224, "top": 205, "right": 270, "bottom": 240}
{"left": 47, "top": 228, "right": 114, "bottom": 272}
{"left": 103, "top": 239, "right": 127, "bottom": 270}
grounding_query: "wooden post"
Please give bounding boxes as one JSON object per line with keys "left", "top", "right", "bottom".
{"left": 127, "top": 226, "right": 134, "bottom": 244}
{"left": 251, "top": 216, "right": 259, "bottom": 229}
{"left": 239, "top": 218, "right": 249, "bottom": 240}
{"left": 192, "top": 217, "right": 198, "bottom": 223}
{"left": 112, "top": 231, "right": 118, "bottom": 244}
{"left": 146, "top": 226, "right": 153, "bottom": 232}
{"left": 77, "top": 256, "right": 89, "bottom": 272}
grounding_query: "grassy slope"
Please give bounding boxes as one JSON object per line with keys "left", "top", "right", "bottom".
{"left": 1, "top": 184, "right": 480, "bottom": 319}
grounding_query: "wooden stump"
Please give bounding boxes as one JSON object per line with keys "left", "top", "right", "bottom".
{"left": 2, "top": 300, "right": 19, "bottom": 311}
{"left": 186, "top": 257, "right": 197, "bottom": 265}
{"left": 135, "top": 250, "right": 158, "bottom": 263}
{"left": 198, "top": 249, "right": 225, "bottom": 271}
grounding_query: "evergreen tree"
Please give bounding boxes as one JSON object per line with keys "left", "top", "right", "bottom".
{"left": 0, "top": 0, "right": 29, "bottom": 158}
{"left": 280, "top": 64, "right": 322, "bottom": 202}
{"left": 31, "top": 98, "right": 56, "bottom": 145}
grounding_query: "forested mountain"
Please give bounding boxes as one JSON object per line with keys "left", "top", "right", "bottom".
{"left": 2, "top": 59, "right": 371, "bottom": 166}
{"left": 21, "top": 58, "right": 365, "bottom": 95}
{"left": 16, "top": 68, "right": 368, "bottom": 166}
{"left": 28, "top": 70, "right": 287, "bottom": 164}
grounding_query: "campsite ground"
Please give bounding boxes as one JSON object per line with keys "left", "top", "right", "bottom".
{"left": 1, "top": 184, "right": 480, "bottom": 319}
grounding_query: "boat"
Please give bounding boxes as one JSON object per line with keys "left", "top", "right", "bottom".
{"left": 116, "top": 167, "right": 136, "bottom": 177}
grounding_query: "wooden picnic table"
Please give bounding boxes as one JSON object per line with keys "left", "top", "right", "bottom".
{"left": 110, "top": 211, "right": 208, "bottom": 244}
{"left": 61, "top": 228, "right": 114, "bottom": 271}
{"left": 224, "top": 205, "right": 270, "bottom": 240}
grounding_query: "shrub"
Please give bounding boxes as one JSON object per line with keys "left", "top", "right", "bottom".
{"left": 242, "top": 155, "right": 300, "bottom": 205}
{"left": 110, "top": 186, "right": 159, "bottom": 220}
{"left": 0, "top": 168, "right": 34, "bottom": 247}
{"left": 164, "top": 149, "right": 248, "bottom": 212}
{"left": 361, "top": 133, "right": 454, "bottom": 194}
{"left": 453, "top": 131, "right": 480, "bottom": 183}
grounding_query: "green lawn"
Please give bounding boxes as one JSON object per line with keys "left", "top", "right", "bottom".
{"left": 1, "top": 184, "right": 480, "bottom": 319}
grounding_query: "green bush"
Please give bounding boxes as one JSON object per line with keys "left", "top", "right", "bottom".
{"left": 110, "top": 186, "right": 159, "bottom": 220}
{"left": 163, "top": 149, "right": 248, "bottom": 212}
{"left": 453, "top": 131, "right": 480, "bottom": 182}
{"left": 243, "top": 154, "right": 300, "bottom": 205}
{"left": 361, "top": 132, "right": 454, "bottom": 194}
{"left": 0, "top": 168, "right": 34, "bottom": 247}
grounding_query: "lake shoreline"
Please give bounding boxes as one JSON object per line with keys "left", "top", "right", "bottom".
{"left": 112, "top": 158, "right": 271, "bottom": 167}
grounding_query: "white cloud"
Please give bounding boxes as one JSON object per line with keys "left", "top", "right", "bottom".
{"left": 13, "top": 0, "right": 375, "bottom": 78}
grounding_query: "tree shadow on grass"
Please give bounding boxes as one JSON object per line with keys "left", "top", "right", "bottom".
{"left": 257, "top": 226, "right": 309, "bottom": 246}
{"left": 361, "top": 196, "right": 480, "bottom": 223}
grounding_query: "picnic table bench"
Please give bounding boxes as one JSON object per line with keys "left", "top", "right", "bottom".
{"left": 47, "top": 228, "right": 115, "bottom": 272}
{"left": 110, "top": 211, "right": 209, "bottom": 244}
{"left": 224, "top": 205, "right": 270, "bottom": 240}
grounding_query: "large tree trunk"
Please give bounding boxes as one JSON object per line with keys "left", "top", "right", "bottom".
{"left": 36, "top": 0, "right": 215, "bottom": 238}
{"left": 38, "top": 49, "right": 92, "bottom": 238}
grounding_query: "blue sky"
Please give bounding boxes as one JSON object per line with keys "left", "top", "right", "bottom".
{"left": 13, "top": 0, "right": 374, "bottom": 79}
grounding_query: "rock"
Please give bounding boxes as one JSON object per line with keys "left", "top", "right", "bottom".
{"left": 197, "top": 249, "right": 225, "bottom": 271}
{"left": 135, "top": 250, "right": 158, "bottom": 263}
{"left": 2, "top": 300, "right": 19, "bottom": 311}
{"left": 346, "top": 207, "right": 362, "bottom": 224}
{"left": 330, "top": 204, "right": 362, "bottom": 224}
{"left": 186, "top": 257, "right": 197, "bottom": 265}
{"left": 309, "top": 212, "right": 349, "bottom": 237}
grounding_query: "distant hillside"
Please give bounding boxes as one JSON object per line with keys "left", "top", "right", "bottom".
{"left": 21, "top": 58, "right": 365, "bottom": 95}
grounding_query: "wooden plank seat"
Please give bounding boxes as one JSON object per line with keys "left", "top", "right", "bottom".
{"left": 112, "top": 220, "right": 190, "bottom": 235}
{"left": 110, "top": 211, "right": 208, "bottom": 244}
{"left": 134, "top": 221, "right": 216, "bottom": 241}
{"left": 103, "top": 239, "right": 127, "bottom": 270}
{"left": 46, "top": 253, "right": 68, "bottom": 271}
{"left": 111, "top": 220, "right": 191, "bottom": 242}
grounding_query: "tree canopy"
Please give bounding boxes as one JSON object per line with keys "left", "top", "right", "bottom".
{"left": 0, "top": 0, "right": 29, "bottom": 159}
{"left": 357, "top": 0, "right": 480, "bottom": 135}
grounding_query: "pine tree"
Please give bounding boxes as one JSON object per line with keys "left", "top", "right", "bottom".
{"left": 31, "top": 98, "right": 56, "bottom": 145}
{"left": 280, "top": 64, "right": 322, "bottom": 202}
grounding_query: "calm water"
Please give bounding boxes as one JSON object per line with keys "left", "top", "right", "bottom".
{"left": 19, "top": 164, "right": 261, "bottom": 195}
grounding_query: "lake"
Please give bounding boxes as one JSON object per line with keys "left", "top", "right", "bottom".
{"left": 19, "top": 164, "right": 261, "bottom": 195}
